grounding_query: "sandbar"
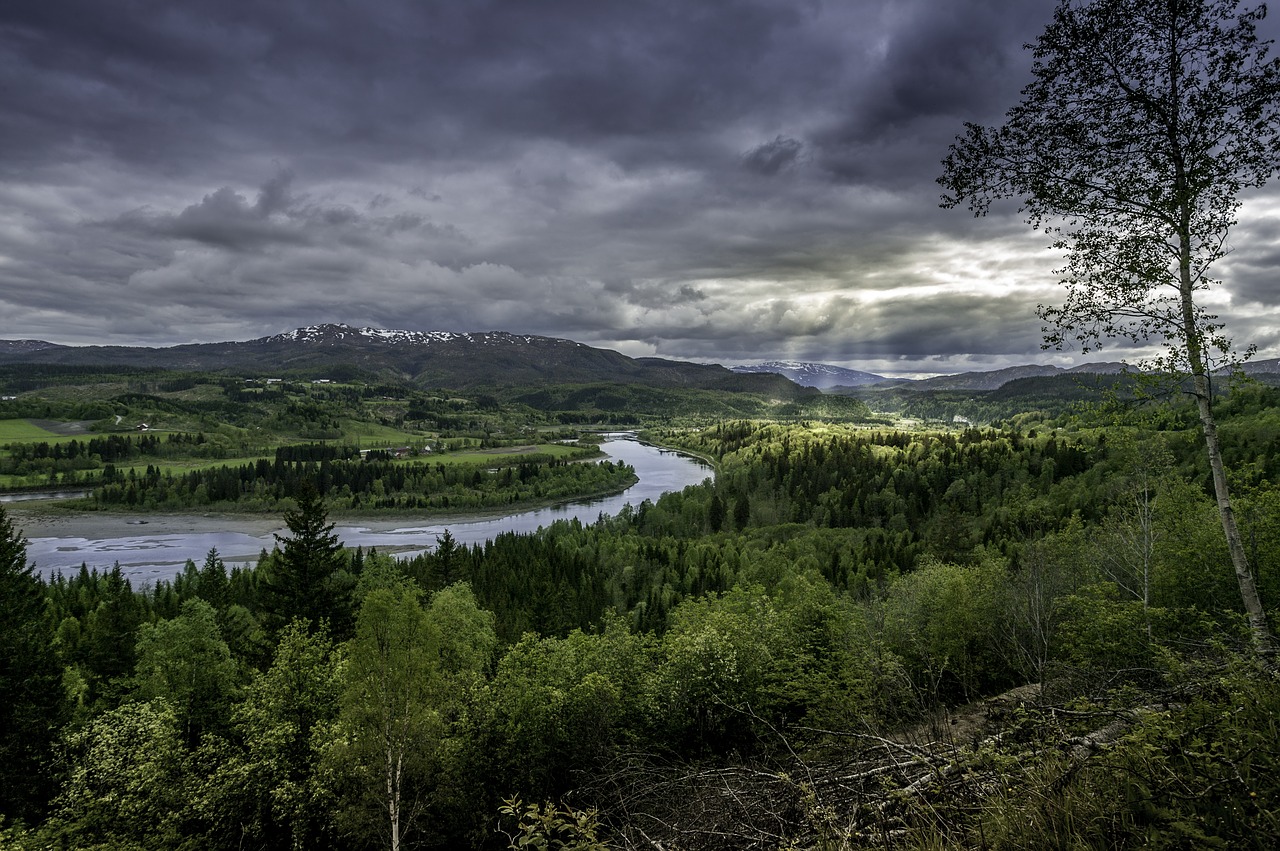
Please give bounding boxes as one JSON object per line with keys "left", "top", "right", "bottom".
{"left": 5, "top": 507, "right": 500, "bottom": 543}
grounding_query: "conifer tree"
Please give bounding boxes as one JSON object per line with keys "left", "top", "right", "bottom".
{"left": 0, "top": 506, "right": 64, "bottom": 823}
{"left": 261, "top": 479, "right": 351, "bottom": 635}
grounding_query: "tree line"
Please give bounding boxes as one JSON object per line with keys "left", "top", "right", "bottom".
{"left": 81, "top": 452, "right": 634, "bottom": 514}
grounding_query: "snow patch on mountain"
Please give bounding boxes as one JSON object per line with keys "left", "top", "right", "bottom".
{"left": 732, "top": 361, "right": 886, "bottom": 389}
{"left": 0, "top": 339, "right": 66, "bottom": 354}
{"left": 263, "top": 324, "right": 586, "bottom": 348}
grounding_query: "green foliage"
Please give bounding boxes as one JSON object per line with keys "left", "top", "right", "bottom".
{"left": 842, "top": 371, "right": 1137, "bottom": 425}
{"left": 45, "top": 564, "right": 148, "bottom": 714}
{"left": 430, "top": 582, "right": 499, "bottom": 690}
{"left": 1000, "top": 521, "right": 1094, "bottom": 685}
{"left": 79, "top": 449, "right": 634, "bottom": 514}
{"left": 328, "top": 587, "right": 444, "bottom": 848}
{"left": 497, "top": 797, "right": 611, "bottom": 851}
{"left": 881, "top": 557, "right": 1013, "bottom": 705}
{"left": 473, "top": 619, "right": 654, "bottom": 801}
{"left": 512, "top": 381, "right": 876, "bottom": 426}
{"left": 656, "top": 586, "right": 793, "bottom": 753}
{"left": 49, "top": 700, "right": 188, "bottom": 849}
{"left": 133, "top": 597, "right": 240, "bottom": 747}
{"left": 13, "top": 390, "right": 1280, "bottom": 847}
{"left": 218, "top": 621, "right": 343, "bottom": 850}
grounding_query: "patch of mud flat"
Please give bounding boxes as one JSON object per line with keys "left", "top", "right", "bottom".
{"left": 29, "top": 419, "right": 95, "bottom": 435}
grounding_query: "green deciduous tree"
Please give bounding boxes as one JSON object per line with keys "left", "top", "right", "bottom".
{"left": 1093, "top": 437, "right": 1176, "bottom": 634}
{"left": 656, "top": 587, "right": 791, "bottom": 753}
{"left": 134, "top": 597, "right": 239, "bottom": 747}
{"left": 476, "top": 616, "right": 651, "bottom": 803}
{"left": 226, "top": 621, "right": 343, "bottom": 850}
{"left": 1002, "top": 521, "right": 1093, "bottom": 688}
{"left": 329, "top": 587, "right": 442, "bottom": 851}
{"left": 881, "top": 557, "right": 1011, "bottom": 705}
{"left": 940, "top": 0, "right": 1280, "bottom": 653}
{"left": 50, "top": 700, "right": 188, "bottom": 849}
{"left": 428, "top": 582, "right": 498, "bottom": 698}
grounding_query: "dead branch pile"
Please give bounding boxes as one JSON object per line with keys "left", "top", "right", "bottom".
{"left": 579, "top": 685, "right": 1175, "bottom": 850}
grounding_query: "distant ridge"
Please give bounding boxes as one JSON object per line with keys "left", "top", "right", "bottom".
{"left": 733, "top": 360, "right": 1134, "bottom": 392}
{"left": 905, "top": 362, "right": 1130, "bottom": 391}
{"left": 0, "top": 323, "right": 813, "bottom": 397}
{"left": 263, "top": 325, "right": 572, "bottom": 348}
{"left": 0, "top": 339, "right": 67, "bottom": 355}
{"left": 732, "top": 361, "right": 886, "bottom": 389}
{"left": 4, "top": 330, "right": 1277, "bottom": 393}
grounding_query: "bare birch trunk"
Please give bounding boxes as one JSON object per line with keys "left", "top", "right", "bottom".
{"left": 387, "top": 743, "right": 401, "bottom": 851}
{"left": 1179, "top": 226, "right": 1275, "bottom": 656}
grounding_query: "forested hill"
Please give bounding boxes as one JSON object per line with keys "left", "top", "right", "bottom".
{"left": 0, "top": 324, "right": 812, "bottom": 397}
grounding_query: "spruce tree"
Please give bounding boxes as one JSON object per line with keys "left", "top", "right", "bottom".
{"left": 0, "top": 506, "right": 64, "bottom": 823}
{"left": 261, "top": 480, "right": 351, "bottom": 636}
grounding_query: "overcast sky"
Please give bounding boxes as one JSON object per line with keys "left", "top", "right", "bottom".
{"left": 2, "top": 0, "right": 1278, "bottom": 375}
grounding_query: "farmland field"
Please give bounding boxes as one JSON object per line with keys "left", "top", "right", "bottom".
{"left": 0, "top": 419, "right": 88, "bottom": 442}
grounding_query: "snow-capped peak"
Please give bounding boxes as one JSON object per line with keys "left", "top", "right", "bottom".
{"left": 263, "top": 324, "right": 587, "bottom": 348}
{"left": 731, "top": 361, "right": 887, "bottom": 388}
{"left": 266, "top": 324, "right": 464, "bottom": 345}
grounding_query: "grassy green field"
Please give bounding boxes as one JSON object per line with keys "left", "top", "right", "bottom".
{"left": 0, "top": 419, "right": 84, "bottom": 442}
{"left": 97, "top": 444, "right": 590, "bottom": 477}
{"left": 339, "top": 420, "right": 430, "bottom": 444}
{"left": 431, "top": 443, "right": 596, "bottom": 464}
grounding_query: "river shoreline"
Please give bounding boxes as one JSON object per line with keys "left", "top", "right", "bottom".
{"left": 5, "top": 473, "right": 642, "bottom": 542}
{"left": 15, "top": 437, "right": 712, "bottom": 580}
{"left": 5, "top": 506, "right": 551, "bottom": 544}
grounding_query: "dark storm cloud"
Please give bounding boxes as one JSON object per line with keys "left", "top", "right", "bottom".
{"left": 743, "top": 137, "right": 805, "bottom": 176}
{"left": 2, "top": 0, "right": 823, "bottom": 174}
{"left": 1, "top": 0, "right": 1277, "bottom": 370}
{"left": 101, "top": 171, "right": 468, "bottom": 258}
{"left": 811, "top": 0, "right": 1056, "bottom": 188}
{"left": 114, "top": 185, "right": 308, "bottom": 251}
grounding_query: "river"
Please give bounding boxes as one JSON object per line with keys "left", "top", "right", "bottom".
{"left": 22, "top": 436, "right": 712, "bottom": 583}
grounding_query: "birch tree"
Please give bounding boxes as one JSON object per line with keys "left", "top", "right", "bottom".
{"left": 939, "top": 0, "right": 1280, "bottom": 653}
{"left": 336, "top": 588, "right": 442, "bottom": 851}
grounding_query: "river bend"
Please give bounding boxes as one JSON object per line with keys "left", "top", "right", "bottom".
{"left": 23, "top": 436, "right": 712, "bottom": 582}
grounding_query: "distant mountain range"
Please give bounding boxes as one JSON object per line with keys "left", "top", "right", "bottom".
{"left": 5, "top": 327, "right": 1277, "bottom": 396}
{"left": 0, "top": 324, "right": 813, "bottom": 398}
{"left": 732, "top": 360, "right": 1134, "bottom": 391}
{"left": 734, "top": 358, "right": 1280, "bottom": 392}
{"left": 883, "top": 362, "right": 1133, "bottom": 392}
{"left": 731, "top": 361, "right": 886, "bottom": 389}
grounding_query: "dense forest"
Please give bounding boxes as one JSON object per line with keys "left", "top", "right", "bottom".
{"left": 80, "top": 448, "right": 634, "bottom": 514}
{"left": 3, "top": 385, "right": 1280, "bottom": 849}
